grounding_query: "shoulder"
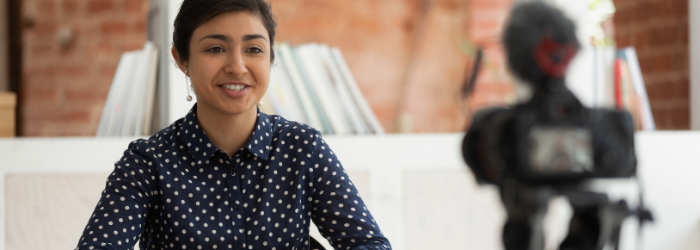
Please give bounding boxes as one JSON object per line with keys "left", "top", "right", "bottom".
{"left": 123, "top": 117, "right": 184, "bottom": 162}
{"left": 265, "top": 114, "right": 326, "bottom": 154}
{"left": 266, "top": 114, "right": 321, "bottom": 139}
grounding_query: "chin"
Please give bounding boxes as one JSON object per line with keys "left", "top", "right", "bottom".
{"left": 220, "top": 103, "right": 256, "bottom": 115}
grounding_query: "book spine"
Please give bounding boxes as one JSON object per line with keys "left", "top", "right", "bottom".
{"left": 278, "top": 43, "right": 326, "bottom": 132}
{"left": 614, "top": 58, "right": 623, "bottom": 109}
{"left": 331, "top": 48, "right": 385, "bottom": 134}
{"left": 296, "top": 44, "right": 352, "bottom": 135}
{"left": 142, "top": 44, "right": 160, "bottom": 136}
{"left": 269, "top": 48, "right": 308, "bottom": 123}
{"left": 318, "top": 45, "right": 367, "bottom": 134}
{"left": 621, "top": 47, "right": 655, "bottom": 130}
{"left": 97, "top": 53, "right": 131, "bottom": 136}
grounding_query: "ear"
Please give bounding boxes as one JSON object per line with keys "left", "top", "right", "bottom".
{"left": 171, "top": 47, "right": 188, "bottom": 75}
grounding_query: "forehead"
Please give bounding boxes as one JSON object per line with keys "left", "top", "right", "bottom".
{"left": 192, "top": 11, "right": 268, "bottom": 40}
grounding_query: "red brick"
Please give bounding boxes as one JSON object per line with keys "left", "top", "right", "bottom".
{"left": 62, "top": 0, "right": 79, "bottom": 15}
{"left": 616, "top": 35, "right": 630, "bottom": 47}
{"left": 679, "top": 23, "right": 689, "bottom": 45}
{"left": 64, "top": 86, "right": 106, "bottom": 102}
{"left": 614, "top": 8, "right": 631, "bottom": 25}
{"left": 125, "top": 0, "right": 145, "bottom": 12}
{"left": 87, "top": 0, "right": 114, "bottom": 13}
{"left": 669, "top": 106, "right": 690, "bottom": 129}
{"left": 20, "top": 0, "right": 148, "bottom": 136}
{"left": 36, "top": 1, "right": 55, "bottom": 17}
{"left": 101, "top": 21, "right": 127, "bottom": 34}
{"left": 471, "top": 0, "right": 511, "bottom": 10}
{"left": 28, "top": 43, "right": 55, "bottom": 57}
{"left": 632, "top": 2, "right": 656, "bottom": 24}
{"left": 55, "top": 65, "right": 89, "bottom": 78}
{"left": 29, "top": 20, "right": 57, "bottom": 34}
{"left": 650, "top": 27, "right": 678, "bottom": 47}
{"left": 133, "top": 20, "right": 147, "bottom": 34}
{"left": 646, "top": 82, "right": 674, "bottom": 100}
{"left": 653, "top": 53, "right": 673, "bottom": 73}
{"left": 668, "top": 0, "right": 689, "bottom": 17}
{"left": 20, "top": 83, "right": 59, "bottom": 105}
{"left": 632, "top": 30, "right": 649, "bottom": 50}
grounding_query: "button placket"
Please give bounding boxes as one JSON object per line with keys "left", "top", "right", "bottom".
{"left": 228, "top": 155, "right": 246, "bottom": 249}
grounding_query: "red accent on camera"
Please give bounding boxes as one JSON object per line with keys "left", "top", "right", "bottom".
{"left": 534, "top": 36, "right": 578, "bottom": 78}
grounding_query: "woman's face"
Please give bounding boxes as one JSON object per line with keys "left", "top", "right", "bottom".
{"left": 177, "top": 11, "right": 271, "bottom": 117}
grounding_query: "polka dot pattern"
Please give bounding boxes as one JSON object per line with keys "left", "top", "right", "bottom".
{"left": 76, "top": 104, "right": 391, "bottom": 250}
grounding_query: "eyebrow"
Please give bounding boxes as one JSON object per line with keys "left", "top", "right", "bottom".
{"left": 243, "top": 34, "right": 267, "bottom": 42}
{"left": 199, "top": 34, "right": 231, "bottom": 43}
{"left": 198, "top": 34, "right": 267, "bottom": 43}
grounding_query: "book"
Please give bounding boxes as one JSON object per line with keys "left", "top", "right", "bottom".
{"left": 317, "top": 44, "right": 367, "bottom": 134}
{"left": 616, "top": 48, "right": 655, "bottom": 130}
{"left": 295, "top": 44, "right": 353, "bottom": 135}
{"left": 97, "top": 52, "right": 135, "bottom": 136}
{"left": 330, "top": 47, "right": 385, "bottom": 134}
{"left": 142, "top": 44, "right": 160, "bottom": 135}
{"left": 268, "top": 56, "right": 308, "bottom": 123}
{"left": 290, "top": 45, "right": 334, "bottom": 134}
{"left": 277, "top": 42, "right": 326, "bottom": 133}
{"left": 97, "top": 42, "right": 161, "bottom": 136}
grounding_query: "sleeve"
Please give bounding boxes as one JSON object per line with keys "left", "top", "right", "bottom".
{"left": 309, "top": 130, "right": 392, "bottom": 250}
{"left": 75, "top": 141, "right": 157, "bottom": 250}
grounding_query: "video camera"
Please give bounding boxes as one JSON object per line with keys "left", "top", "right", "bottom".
{"left": 461, "top": 2, "right": 652, "bottom": 250}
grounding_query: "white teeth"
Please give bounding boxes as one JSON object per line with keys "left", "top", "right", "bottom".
{"left": 223, "top": 85, "right": 246, "bottom": 91}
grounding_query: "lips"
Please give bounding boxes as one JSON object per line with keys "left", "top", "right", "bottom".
{"left": 218, "top": 81, "right": 251, "bottom": 98}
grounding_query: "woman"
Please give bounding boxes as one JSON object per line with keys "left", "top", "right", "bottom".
{"left": 75, "top": 0, "right": 391, "bottom": 249}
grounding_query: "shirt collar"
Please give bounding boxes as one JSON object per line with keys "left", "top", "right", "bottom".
{"left": 180, "top": 103, "right": 273, "bottom": 167}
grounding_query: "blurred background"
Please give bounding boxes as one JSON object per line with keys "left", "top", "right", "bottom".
{"left": 0, "top": 0, "right": 690, "bottom": 137}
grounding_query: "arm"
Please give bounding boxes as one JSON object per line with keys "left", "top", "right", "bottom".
{"left": 75, "top": 141, "right": 157, "bottom": 250}
{"left": 309, "top": 131, "right": 391, "bottom": 250}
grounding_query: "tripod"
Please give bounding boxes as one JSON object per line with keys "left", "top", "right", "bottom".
{"left": 500, "top": 180, "right": 652, "bottom": 250}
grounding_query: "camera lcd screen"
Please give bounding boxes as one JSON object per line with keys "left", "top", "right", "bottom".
{"left": 528, "top": 126, "right": 593, "bottom": 173}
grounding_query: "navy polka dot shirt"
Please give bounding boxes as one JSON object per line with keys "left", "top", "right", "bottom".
{"left": 76, "top": 104, "right": 391, "bottom": 250}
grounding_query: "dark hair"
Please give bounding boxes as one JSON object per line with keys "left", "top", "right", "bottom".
{"left": 173, "top": 0, "right": 277, "bottom": 63}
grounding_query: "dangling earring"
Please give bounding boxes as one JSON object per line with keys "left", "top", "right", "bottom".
{"left": 185, "top": 69, "right": 193, "bottom": 102}
{"left": 258, "top": 100, "right": 264, "bottom": 106}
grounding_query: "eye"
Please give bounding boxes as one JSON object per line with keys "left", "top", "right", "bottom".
{"left": 246, "top": 47, "right": 263, "bottom": 54}
{"left": 206, "top": 47, "right": 225, "bottom": 53}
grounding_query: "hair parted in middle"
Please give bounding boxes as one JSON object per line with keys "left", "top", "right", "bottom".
{"left": 172, "top": 0, "right": 278, "bottom": 63}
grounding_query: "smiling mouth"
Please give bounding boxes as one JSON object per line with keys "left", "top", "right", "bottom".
{"left": 222, "top": 84, "right": 248, "bottom": 91}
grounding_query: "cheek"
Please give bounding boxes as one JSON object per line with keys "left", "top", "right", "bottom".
{"left": 190, "top": 58, "right": 221, "bottom": 86}
{"left": 252, "top": 64, "right": 271, "bottom": 89}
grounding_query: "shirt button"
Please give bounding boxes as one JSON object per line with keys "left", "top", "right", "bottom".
{"left": 234, "top": 204, "right": 240, "bottom": 210}
{"left": 231, "top": 168, "right": 236, "bottom": 176}
{"left": 237, "top": 242, "right": 245, "bottom": 249}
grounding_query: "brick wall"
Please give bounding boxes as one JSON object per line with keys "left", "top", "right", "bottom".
{"left": 271, "top": 0, "right": 513, "bottom": 132}
{"left": 20, "top": 0, "right": 148, "bottom": 136}
{"left": 464, "top": 0, "right": 515, "bottom": 114}
{"left": 21, "top": 0, "right": 687, "bottom": 135}
{"left": 19, "top": 0, "right": 512, "bottom": 136}
{"left": 613, "top": 0, "right": 689, "bottom": 130}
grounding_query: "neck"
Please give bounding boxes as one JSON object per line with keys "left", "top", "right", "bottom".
{"left": 195, "top": 103, "right": 258, "bottom": 157}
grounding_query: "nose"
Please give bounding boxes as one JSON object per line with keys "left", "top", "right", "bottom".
{"left": 224, "top": 50, "right": 248, "bottom": 77}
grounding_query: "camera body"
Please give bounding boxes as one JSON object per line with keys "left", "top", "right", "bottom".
{"left": 462, "top": 81, "right": 637, "bottom": 186}
{"left": 459, "top": 3, "right": 650, "bottom": 249}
